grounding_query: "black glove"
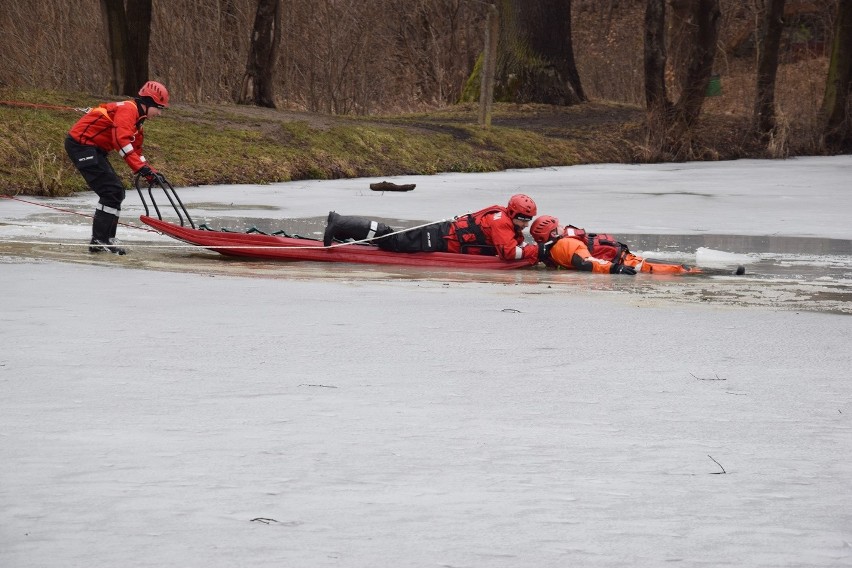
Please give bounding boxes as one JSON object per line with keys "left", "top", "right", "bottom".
{"left": 137, "top": 165, "right": 166, "bottom": 185}
{"left": 537, "top": 240, "right": 555, "bottom": 262}
{"left": 610, "top": 263, "right": 637, "bottom": 275}
{"left": 536, "top": 235, "right": 562, "bottom": 262}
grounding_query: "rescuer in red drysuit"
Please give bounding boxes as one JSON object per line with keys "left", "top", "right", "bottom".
{"left": 64, "top": 81, "right": 170, "bottom": 255}
{"left": 531, "top": 215, "right": 698, "bottom": 275}
{"left": 323, "top": 194, "right": 543, "bottom": 264}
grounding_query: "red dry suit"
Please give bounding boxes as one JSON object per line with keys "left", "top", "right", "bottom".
{"left": 445, "top": 206, "right": 538, "bottom": 264}
{"left": 68, "top": 100, "right": 150, "bottom": 173}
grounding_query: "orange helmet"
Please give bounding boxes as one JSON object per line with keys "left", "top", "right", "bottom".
{"left": 138, "top": 81, "right": 169, "bottom": 108}
{"left": 506, "top": 194, "right": 537, "bottom": 220}
{"left": 530, "top": 215, "right": 560, "bottom": 243}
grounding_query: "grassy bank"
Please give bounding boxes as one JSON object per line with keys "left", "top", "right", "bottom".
{"left": 2, "top": 88, "right": 776, "bottom": 197}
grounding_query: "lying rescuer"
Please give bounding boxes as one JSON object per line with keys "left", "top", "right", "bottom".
{"left": 322, "top": 194, "right": 544, "bottom": 265}
{"left": 64, "top": 81, "right": 170, "bottom": 255}
{"left": 530, "top": 215, "right": 698, "bottom": 275}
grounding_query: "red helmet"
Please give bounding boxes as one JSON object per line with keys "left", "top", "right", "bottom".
{"left": 506, "top": 194, "right": 537, "bottom": 220}
{"left": 138, "top": 81, "right": 169, "bottom": 108}
{"left": 530, "top": 215, "right": 560, "bottom": 243}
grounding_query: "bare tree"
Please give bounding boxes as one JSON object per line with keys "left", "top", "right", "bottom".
{"left": 669, "top": 0, "right": 695, "bottom": 95}
{"left": 673, "top": 0, "right": 721, "bottom": 132}
{"left": 239, "top": 0, "right": 282, "bottom": 108}
{"left": 821, "top": 0, "right": 852, "bottom": 151}
{"left": 124, "top": 0, "right": 153, "bottom": 94}
{"left": 100, "top": 0, "right": 129, "bottom": 95}
{"left": 643, "top": 0, "right": 721, "bottom": 158}
{"left": 0, "top": 0, "right": 839, "bottom": 144}
{"left": 389, "top": 0, "right": 482, "bottom": 106}
{"left": 643, "top": 0, "right": 668, "bottom": 117}
{"left": 100, "top": 0, "right": 153, "bottom": 96}
{"left": 491, "top": 0, "right": 584, "bottom": 105}
{"left": 479, "top": 3, "right": 499, "bottom": 127}
{"left": 754, "top": 0, "right": 786, "bottom": 140}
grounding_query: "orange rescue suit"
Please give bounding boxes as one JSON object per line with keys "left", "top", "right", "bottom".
{"left": 548, "top": 237, "right": 614, "bottom": 273}
{"left": 547, "top": 236, "right": 694, "bottom": 274}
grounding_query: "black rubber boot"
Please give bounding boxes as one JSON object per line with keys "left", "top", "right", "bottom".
{"left": 106, "top": 213, "right": 126, "bottom": 254}
{"left": 322, "top": 211, "right": 339, "bottom": 246}
{"left": 89, "top": 238, "right": 126, "bottom": 255}
{"left": 323, "top": 212, "right": 392, "bottom": 246}
{"left": 89, "top": 209, "right": 126, "bottom": 255}
{"left": 108, "top": 212, "right": 119, "bottom": 240}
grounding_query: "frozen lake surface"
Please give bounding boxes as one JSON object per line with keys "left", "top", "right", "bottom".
{"left": 3, "top": 211, "right": 851, "bottom": 314}
{"left": 2, "top": 157, "right": 851, "bottom": 567}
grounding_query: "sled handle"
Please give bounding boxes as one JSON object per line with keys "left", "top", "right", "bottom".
{"left": 134, "top": 175, "right": 195, "bottom": 229}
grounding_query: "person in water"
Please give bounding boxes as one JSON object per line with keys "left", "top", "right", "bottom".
{"left": 530, "top": 215, "right": 697, "bottom": 275}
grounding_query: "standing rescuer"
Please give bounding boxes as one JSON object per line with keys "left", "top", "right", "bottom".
{"left": 64, "top": 81, "right": 170, "bottom": 255}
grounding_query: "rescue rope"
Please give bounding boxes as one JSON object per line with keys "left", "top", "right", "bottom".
{"left": 323, "top": 217, "right": 457, "bottom": 249}
{"left": 0, "top": 239, "right": 196, "bottom": 250}
{"left": 0, "top": 194, "right": 159, "bottom": 233}
{"left": 0, "top": 100, "right": 89, "bottom": 113}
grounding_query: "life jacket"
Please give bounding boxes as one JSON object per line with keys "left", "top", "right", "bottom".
{"left": 562, "top": 225, "right": 629, "bottom": 263}
{"left": 449, "top": 206, "right": 505, "bottom": 255}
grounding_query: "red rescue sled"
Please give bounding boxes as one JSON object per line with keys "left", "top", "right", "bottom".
{"left": 135, "top": 179, "right": 529, "bottom": 269}
{"left": 140, "top": 215, "right": 531, "bottom": 270}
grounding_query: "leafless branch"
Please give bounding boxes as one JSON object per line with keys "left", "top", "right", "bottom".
{"left": 690, "top": 372, "right": 726, "bottom": 381}
{"left": 708, "top": 454, "right": 727, "bottom": 474}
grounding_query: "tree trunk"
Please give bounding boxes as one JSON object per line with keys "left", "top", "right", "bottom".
{"left": 672, "top": 0, "right": 721, "bottom": 131}
{"left": 551, "top": 0, "right": 585, "bottom": 101}
{"left": 643, "top": 0, "right": 720, "bottom": 159}
{"left": 123, "top": 0, "right": 153, "bottom": 95}
{"left": 100, "top": 0, "right": 129, "bottom": 96}
{"left": 493, "top": 0, "right": 584, "bottom": 105}
{"left": 643, "top": 0, "right": 668, "bottom": 116}
{"left": 754, "top": 0, "right": 786, "bottom": 139}
{"left": 239, "top": 0, "right": 282, "bottom": 108}
{"left": 668, "top": 0, "right": 694, "bottom": 96}
{"left": 821, "top": 0, "right": 852, "bottom": 151}
{"left": 479, "top": 5, "right": 499, "bottom": 128}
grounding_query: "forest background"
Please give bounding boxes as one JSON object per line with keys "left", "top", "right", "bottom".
{"left": 0, "top": 0, "right": 850, "bottom": 196}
